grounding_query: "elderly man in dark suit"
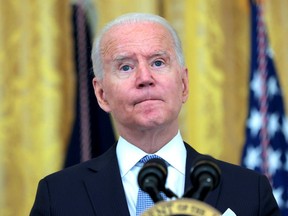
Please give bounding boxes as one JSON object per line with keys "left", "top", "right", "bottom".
{"left": 30, "top": 13, "right": 280, "bottom": 216}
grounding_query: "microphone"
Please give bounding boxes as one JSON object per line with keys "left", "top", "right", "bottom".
{"left": 138, "top": 158, "right": 177, "bottom": 203}
{"left": 184, "top": 155, "right": 221, "bottom": 201}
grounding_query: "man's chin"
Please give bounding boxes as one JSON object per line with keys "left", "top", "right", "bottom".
{"left": 135, "top": 117, "right": 165, "bottom": 130}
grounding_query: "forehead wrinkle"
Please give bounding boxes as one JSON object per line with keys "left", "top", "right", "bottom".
{"left": 100, "top": 23, "right": 175, "bottom": 62}
{"left": 113, "top": 50, "right": 169, "bottom": 61}
{"left": 100, "top": 39, "right": 117, "bottom": 60}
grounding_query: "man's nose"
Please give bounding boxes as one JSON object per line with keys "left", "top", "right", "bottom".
{"left": 135, "top": 63, "right": 155, "bottom": 88}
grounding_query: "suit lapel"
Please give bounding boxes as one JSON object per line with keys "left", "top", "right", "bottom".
{"left": 81, "top": 142, "right": 221, "bottom": 215}
{"left": 184, "top": 143, "right": 221, "bottom": 208}
{"left": 83, "top": 144, "right": 130, "bottom": 216}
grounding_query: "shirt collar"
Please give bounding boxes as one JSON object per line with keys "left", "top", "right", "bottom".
{"left": 116, "top": 131, "right": 186, "bottom": 177}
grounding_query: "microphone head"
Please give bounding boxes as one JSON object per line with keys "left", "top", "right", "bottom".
{"left": 190, "top": 156, "right": 221, "bottom": 190}
{"left": 138, "top": 158, "right": 168, "bottom": 193}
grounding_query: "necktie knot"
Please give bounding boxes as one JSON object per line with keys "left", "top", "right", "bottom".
{"left": 140, "top": 154, "right": 162, "bottom": 164}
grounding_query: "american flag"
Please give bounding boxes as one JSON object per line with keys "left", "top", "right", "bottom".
{"left": 241, "top": 1, "right": 288, "bottom": 215}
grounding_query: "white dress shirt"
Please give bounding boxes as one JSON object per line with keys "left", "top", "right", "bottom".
{"left": 116, "top": 131, "right": 187, "bottom": 216}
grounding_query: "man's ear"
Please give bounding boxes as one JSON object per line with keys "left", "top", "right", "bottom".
{"left": 181, "top": 67, "right": 189, "bottom": 103}
{"left": 92, "top": 77, "right": 111, "bottom": 112}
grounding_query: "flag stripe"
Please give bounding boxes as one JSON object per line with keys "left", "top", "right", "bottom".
{"left": 256, "top": 3, "right": 269, "bottom": 178}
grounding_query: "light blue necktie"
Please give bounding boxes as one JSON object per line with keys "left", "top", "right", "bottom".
{"left": 135, "top": 155, "right": 166, "bottom": 216}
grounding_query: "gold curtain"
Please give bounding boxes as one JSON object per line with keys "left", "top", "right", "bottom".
{"left": 94, "top": 0, "right": 160, "bottom": 30}
{"left": 0, "top": 1, "right": 74, "bottom": 215}
{"left": 179, "top": 0, "right": 250, "bottom": 164}
{"left": 266, "top": 0, "right": 288, "bottom": 103}
{"left": 1, "top": 0, "right": 287, "bottom": 215}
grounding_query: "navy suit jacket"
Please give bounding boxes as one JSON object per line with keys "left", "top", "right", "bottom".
{"left": 30, "top": 143, "right": 280, "bottom": 216}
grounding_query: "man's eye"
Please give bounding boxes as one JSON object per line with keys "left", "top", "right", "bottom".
{"left": 153, "top": 60, "right": 164, "bottom": 67}
{"left": 120, "top": 65, "right": 132, "bottom": 72}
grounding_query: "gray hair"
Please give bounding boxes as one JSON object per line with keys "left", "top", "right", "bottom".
{"left": 91, "top": 13, "right": 185, "bottom": 80}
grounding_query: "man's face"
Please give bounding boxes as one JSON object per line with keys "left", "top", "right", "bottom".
{"left": 93, "top": 22, "right": 189, "bottom": 133}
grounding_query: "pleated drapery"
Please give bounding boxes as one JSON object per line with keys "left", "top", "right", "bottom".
{"left": 0, "top": 0, "right": 287, "bottom": 215}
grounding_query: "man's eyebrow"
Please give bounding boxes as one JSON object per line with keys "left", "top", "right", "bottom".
{"left": 113, "top": 54, "right": 136, "bottom": 62}
{"left": 149, "top": 51, "right": 169, "bottom": 58}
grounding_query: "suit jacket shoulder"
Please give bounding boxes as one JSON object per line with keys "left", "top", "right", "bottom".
{"left": 30, "top": 144, "right": 130, "bottom": 216}
{"left": 184, "top": 143, "right": 280, "bottom": 216}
